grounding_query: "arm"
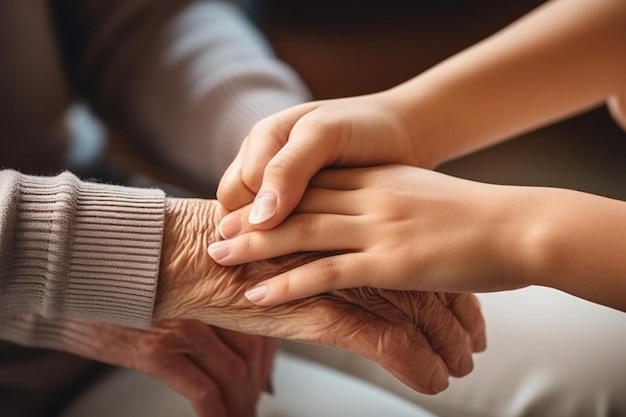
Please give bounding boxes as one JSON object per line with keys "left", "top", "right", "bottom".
{"left": 0, "top": 170, "right": 485, "bottom": 395}
{"left": 217, "top": 0, "right": 626, "bottom": 228}
{"left": 213, "top": 166, "right": 626, "bottom": 312}
{"left": 52, "top": 0, "right": 310, "bottom": 191}
{"left": 390, "top": 0, "right": 626, "bottom": 166}
{"left": 0, "top": 169, "right": 164, "bottom": 327}
{"left": 153, "top": 196, "right": 486, "bottom": 394}
{"left": 0, "top": 170, "right": 272, "bottom": 417}
{"left": 0, "top": 315, "right": 275, "bottom": 417}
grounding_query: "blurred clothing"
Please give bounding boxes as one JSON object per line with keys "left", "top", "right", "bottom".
{"left": 0, "top": 2, "right": 309, "bottom": 416}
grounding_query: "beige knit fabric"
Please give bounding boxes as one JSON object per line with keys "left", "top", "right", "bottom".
{"left": 0, "top": 170, "right": 165, "bottom": 329}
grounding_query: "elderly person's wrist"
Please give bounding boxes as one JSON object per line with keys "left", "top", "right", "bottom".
{"left": 154, "top": 197, "right": 224, "bottom": 320}
{"left": 154, "top": 197, "right": 322, "bottom": 329}
{"left": 152, "top": 198, "right": 486, "bottom": 394}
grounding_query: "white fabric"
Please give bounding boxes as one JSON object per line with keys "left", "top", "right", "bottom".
{"left": 114, "top": 1, "right": 311, "bottom": 187}
{"left": 283, "top": 286, "right": 626, "bottom": 417}
{"left": 59, "top": 287, "right": 626, "bottom": 417}
{"left": 61, "top": 352, "right": 437, "bottom": 417}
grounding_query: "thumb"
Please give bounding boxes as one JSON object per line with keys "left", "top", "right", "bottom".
{"left": 247, "top": 122, "right": 336, "bottom": 229}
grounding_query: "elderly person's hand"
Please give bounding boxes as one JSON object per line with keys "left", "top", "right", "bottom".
{"left": 13, "top": 316, "right": 275, "bottom": 417}
{"left": 155, "top": 198, "right": 486, "bottom": 395}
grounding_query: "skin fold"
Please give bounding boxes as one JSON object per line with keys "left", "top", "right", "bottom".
{"left": 155, "top": 198, "right": 486, "bottom": 395}
{"left": 213, "top": 0, "right": 626, "bottom": 311}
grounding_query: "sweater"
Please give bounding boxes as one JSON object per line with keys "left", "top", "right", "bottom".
{"left": 0, "top": 2, "right": 310, "bottom": 414}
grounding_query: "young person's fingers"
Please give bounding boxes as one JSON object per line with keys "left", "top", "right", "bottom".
{"left": 239, "top": 103, "right": 320, "bottom": 193}
{"left": 209, "top": 213, "right": 363, "bottom": 265}
{"left": 242, "top": 253, "right": 384, "bottom": 306}
{"left": 217, "top": 204, "right": 252, "bottom": 239}
{"left": 308, "top": 167, "right": 368, "bottom": 190}
{"left": 245, "top": 112, "right": 349, "bottom": 229}
{"left": 220, "top": 103, "right": 323, "bottom": 223}
{"left": 217, "top": 187, "right": 360, "bottom": 239}
{"left": 294, "top": 187, "right": 363, "bottom": 216}
{"left": 216, "top": 138, "right": 256, "bottom": 210}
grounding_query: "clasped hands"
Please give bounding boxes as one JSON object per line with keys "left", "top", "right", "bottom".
{"left": 155, "top": 198, "right": 485, "bottom": 397}
{"left": 49, "top": 171, "right": 486, "bottom": 417}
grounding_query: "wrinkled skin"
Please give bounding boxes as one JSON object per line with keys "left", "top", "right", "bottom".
{"left": 156, "top": 198, "right": 486, "bottom": 395}
{"left": 17, "top": 315, "right": 275, "bottom": 417}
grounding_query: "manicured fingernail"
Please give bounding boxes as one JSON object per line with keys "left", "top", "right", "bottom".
{"left": 207, "top": 241, "right": 230, "bottom": 260}
{"left": 249, "top": 192, "right": 277, "bottom": 225}
{"left": 431, "top": 364, "right": 449, "bottom": 393}
{"left": 245, "top": 285, "right": 267, "bottom": 303}
{"left": 219, "top": 214, "right": 242, "bottom": 238}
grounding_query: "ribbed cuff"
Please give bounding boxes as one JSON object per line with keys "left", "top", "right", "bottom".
{"left": 2, "top": 171, "right": 165, "bottom": 328}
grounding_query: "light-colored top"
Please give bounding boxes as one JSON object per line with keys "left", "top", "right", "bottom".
{"left": 0, "top": 0, "right": 309, "bottom": 355}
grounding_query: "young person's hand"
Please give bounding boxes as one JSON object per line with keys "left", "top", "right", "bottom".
{"left": 217, "top": 0, "right": 626, "bottom": 238}
{"left": 213, "top": 166, "right": 528, "bottom": 303}
{"left": 155, "top": 198, "right": 487, "bottom": 395}
{"left": 217, "top": 93, "right": 421, "bottom": 230}
{"left": 213, "top": 165, "right": 626, "bottom": 312}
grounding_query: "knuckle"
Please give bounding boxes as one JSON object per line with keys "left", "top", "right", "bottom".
{"left": 293, "top": 214, "right": 317, "bottom": 240}
{"left": 378, "top": 325, "right": 412, "bottom": 360}
{"left": 143, "top": 331, "right": 169, "bottom": 354}
{"left": 319, "top": 258, "right": 342, "bottom": 287}
{"left": 249, "top": 116, "right": 275, "bottom": 137}
{"left": 295, "top": 111, "right": 336, "bottom": 135}
{"left": 239, "top": 234, "right": 255, "bottom": 255}
{"left": 241, "top": 166, "right": 263, "bottom": 193}
{"left": 265, "top": 146, "right": 302, "bottom": 180}
{"left": 216, "top": 177, "right": 235, "bottom": 203}
{"left": 194, "top": 383, "right": 221, "bottom": 405}
{"left": 140, "top": 336, "right": 172, "bottom": 365}
{"left": 223, "top": 356, "right": 248, "bottom": 380}
{"left": 141, "top": 325, "right": 189, "bottom": 358}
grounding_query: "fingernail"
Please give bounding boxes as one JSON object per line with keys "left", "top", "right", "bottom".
{"left": 219, "top": 214, "right": 242, "bottom": 238}
{"left": 207, "top": 241, "right": 230, "bottom": 260}
{"left": 431, "top": 364, "right": 449, "bottom": 393}
{"left": 249, "top": 192, "right": 277, "bottom": 225}
{"left": 245, "top": 285, "right": 267, "bottom": 303}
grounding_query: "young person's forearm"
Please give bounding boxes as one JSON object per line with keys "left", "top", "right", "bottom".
{"left": 387, "top": 0, "right": 626, "bottom": 167}
{"left": 522, "top": 188, "right": 626, "bottom": 311}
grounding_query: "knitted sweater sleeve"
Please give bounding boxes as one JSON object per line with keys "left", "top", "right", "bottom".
{"left": 0, "top": 170, "right": 165, "bottom": 329}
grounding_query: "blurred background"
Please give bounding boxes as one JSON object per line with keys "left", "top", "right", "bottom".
{"left": 3, "top": 1, "right": 624, "bottom": 416}
{"left": 67, "top": 0, "right": 626, "bottom": 201}
{"left": 251, "top": 0, "right": 626, "bottom": 200}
